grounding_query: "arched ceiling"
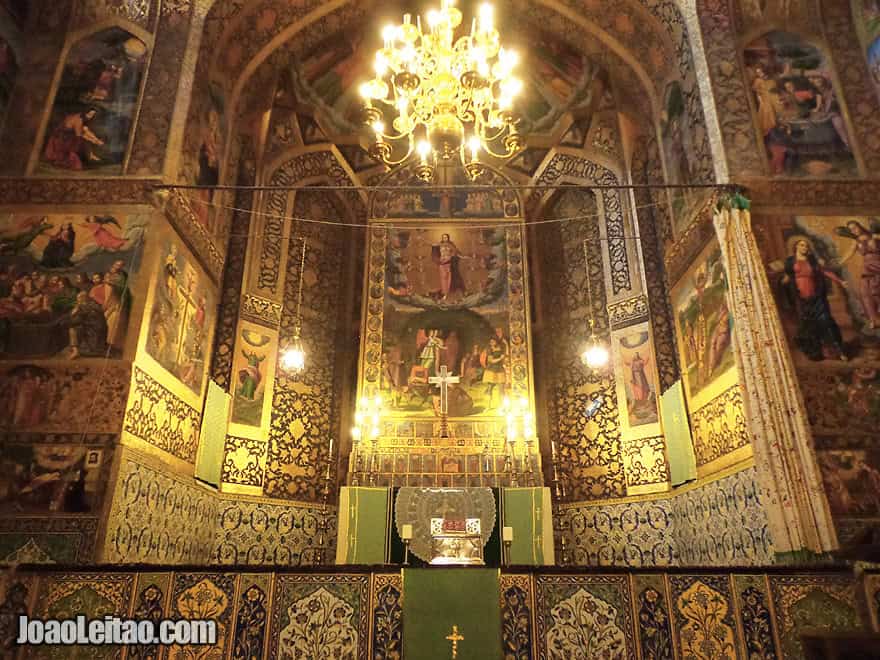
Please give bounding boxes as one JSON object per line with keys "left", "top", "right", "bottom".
{"left": 198, "top": 0, "right": 688, "bottom": 136}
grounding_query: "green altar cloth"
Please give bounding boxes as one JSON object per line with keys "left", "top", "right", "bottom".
{"left": 403, "top": 568, "right": 501, "bottom": 660}
{"left": 335, "top": 487, "right": 390, "bottom": 564}
{"left": 502, "top": 487, "right": 553, "bottom": 565}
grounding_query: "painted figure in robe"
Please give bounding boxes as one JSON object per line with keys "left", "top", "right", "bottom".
{"left": 782, "top": 239, "right": 848, "bottom": 361}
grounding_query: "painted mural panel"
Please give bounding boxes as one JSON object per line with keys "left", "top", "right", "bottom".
{"left": 672, "top": 238, "right": 735, "bottom": 402}
{"left": 818, "top": 450, "right": 880, "bottom": 517}
{"left": 38, "top": 27, "right": 148, "bottom": 175}
{"left": 192, "top": 82, "right": 225, "bottom": 229}
{"left": 380, "top": 225, "right": 514, "bottom": 417}
{"left": 0, "top": 364, "right": 130, "bottom": 433}
{"left": 661, "top": 81, "right": 706, "bottom": 235}
{"left": 0, "top": 34, "right": 17, "bottom": 131}
{"left": 615, "top": 329, "right": 659, "bottom": 427}
{"left": 0, "top": 440, "right": 113, "bottom": 514}
{"left": 860, "top": 1, "right": 880, "bottom": 101}
{"left": 765, "top": 216, "right": 880, "bottom": 363}
{"left": 0, "top": 213, "right": 145, "bottom": 359}
{"left": 146, "top": 242, "right": 215, "bottom": 394}
{"left": 743, "top": 31, "right": 856, "bottom": 178}
{"left": 230, "top": 321, "right": 276, "bottom": 428}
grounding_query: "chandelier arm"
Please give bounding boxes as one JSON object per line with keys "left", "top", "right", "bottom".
{"left": 481, "top": 140, "right": 516, "bottom": 159}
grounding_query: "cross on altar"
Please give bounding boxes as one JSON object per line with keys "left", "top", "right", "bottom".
{"left": 429, "top": 365, "right": 460, "bottom": 438}
{"left": 445, "top": 625, "right": 464, "bottom": 659}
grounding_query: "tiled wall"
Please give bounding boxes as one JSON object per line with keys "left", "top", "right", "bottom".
{"left": 560, "top": 466, "right": 774, "bottom": 566}
{"left": 1, "top": 567, "right": 874, "bottom": 660}
{"left": 102, "top": 453, "right": 336, "bottom": 566}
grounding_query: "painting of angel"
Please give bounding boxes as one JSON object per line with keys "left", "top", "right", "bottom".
{"left": 0, "top": 213, "right": 144, "bottom": 358}
{"left": 835, "top": 219, "right": 880, "bottom": 330}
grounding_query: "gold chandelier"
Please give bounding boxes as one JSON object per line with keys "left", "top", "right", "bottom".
{"left": 359, "top": 1, "right": 524, "bottom": 181}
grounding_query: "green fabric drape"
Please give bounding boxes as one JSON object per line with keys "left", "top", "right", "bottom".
{"left": 661, "top": 380, "right": 697, "bottom": 485}
{"left": 335, "top": 487, "right": 390, "bottom": 564}
{"left": 502, "top": 487, "right": 552, "bottom": 565}
{"left": 403, "top": 568, "right": 501, "bottom": 660}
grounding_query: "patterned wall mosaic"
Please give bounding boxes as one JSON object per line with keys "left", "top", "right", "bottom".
{"left": 102, "top": 453, "right": 218, "bottom": 564}
{"left": 123, "top": 366, "right": 202, "bottom": 463}
{"left": 103, "top": 450, "right": 337, "bottom": 566}
{"left": 214, "top": 498, "right": 335, "bottom": 566}
{"left": 536, "top": 189, "right": 626, "bottom": 502}
{"left": 688, "top": 384, "right": 750, "bottom": 469}
{"left": 2, "top": 567, "right": 873, "bottom": 659}
{"left": 264, "top": 192, "right": 355, "bottom": 503}
{"left": 560, "top": 466, "right": 774, "bottom": 567}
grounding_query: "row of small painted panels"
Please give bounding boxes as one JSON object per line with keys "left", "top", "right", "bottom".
{"left": 0, "top": 569, "right": 877, "bottom": 659}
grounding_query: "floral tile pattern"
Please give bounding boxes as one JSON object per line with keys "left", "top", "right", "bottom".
{"left": 733, "top": 575, "right": 777, "bottom": 660}
{"left": 371, "top": 574, "right": 403, "bottom": 660}
{"left": 669, "top": 574, "right": 738, "bottom": 660}
{"left": 232, "top": 574, "right": 271, "bottom": 660}
{"left": 168, "top": 573, "right": 236, "bottom": 659}
{"left": 769, "top": 574, "right": 861, "bottom": 660}
{"left": 536, "top": 574, "right": 637, "bottom": 659}
{"left": 632, "top": 574, "right": 673, "bottom": 660}
{"left": 560, "top": 466, "right": 773, "bottom": 567}
{"left": 269, "top": 574, "right": 369, "bottom": 660}
{"left": 501, "top": 574, "right": 534, "bottom": 660}
{"left": 128, "top": 573, "right": 171, "bottom": 660}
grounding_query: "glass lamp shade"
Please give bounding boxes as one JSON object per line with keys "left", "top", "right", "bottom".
{"left": 581, "top": 338, "right": 610, "bottom": 370}
{"left": 281, "top": 337, "right": 306, "bottom": 372}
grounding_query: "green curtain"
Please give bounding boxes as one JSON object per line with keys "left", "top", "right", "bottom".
{"left": 502, "top": 487, "right": 552, "bottom": 565}
{"left": 661, "top": 380, "right": 697, "bottom": 485}
{"left": 335, "top": 487, "right": 390, "bottom": 564}
{"left": 195, "top": 380, "right": 230, "bottom": 487}
{"left": 403, "top": 568, "right": 501, "bottom": 660}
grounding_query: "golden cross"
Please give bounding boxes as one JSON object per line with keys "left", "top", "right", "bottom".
{"left": 445, "top": 624, "right": 464, "bottom": 659}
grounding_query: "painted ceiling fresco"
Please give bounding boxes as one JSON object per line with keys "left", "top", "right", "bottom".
{"left": 287, "top": 16, "right": 598, "bottom": 138}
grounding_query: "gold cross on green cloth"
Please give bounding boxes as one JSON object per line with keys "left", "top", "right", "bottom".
{"left": 445, "top": 625, "right": 464, "bottom": 659}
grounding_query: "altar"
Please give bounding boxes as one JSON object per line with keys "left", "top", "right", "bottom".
{"left": 336, "top": 485, "right": 553, "bottom": 566}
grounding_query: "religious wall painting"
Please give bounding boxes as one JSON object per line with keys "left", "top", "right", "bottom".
{"left": 764, "top": 216, "right": 880, "bottom": 364}
{"left": 0, "top": 34, "right": 17, "bottom": 132}
{"left": 818, "top": 449, "right": 880, "bottom": 517}
{"left": 743, "top": 31, "right": 856, "bottom": 178}
{"left": 38, "top": 27, "right": 149, "bottom": 175}
{"left": 515, "top": 27, "right": 593, "bottom": 134}
{"left": 0, "top": 364, "right": 130, "bottom": 433}
{"left": 230, "top": 323, "right": 276, "bottom": 428}
{"left": 146, "top": 241, "right": 215, "bottom": 394}
{"left": 381, "top": 225, "right": 513, "bottom": 417}
{"left": 0, "top": 440, "right": 113, "bottom": 515}
{"left": 289, "top": 29, "right": 367, "bottom": 134}
{"left": 0, "top": 212, "right": 145, "bottom": 359}
{"left": 672, "top": 238, "right": 735, "bottom": 402}
{"left": 373, "top": 165, "right": 516, "bottom": 220}
{"left": 859, "top": 0, "right": 880, "bottom": 102}
{"left": 661, "top": 81, "right": 703, "bottom": 235}
{"left": 193, "top": 82, "right": 225, "bottom": 230}
{"left": 614, "top": 328, "right": 660, "bottom": 428}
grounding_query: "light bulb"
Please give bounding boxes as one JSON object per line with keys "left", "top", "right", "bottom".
{"left": 468, "top": 135, "right": 481, "bottom": 159}
{"left": 417, "top": 140, "right": 432, "bottom": 159}
{"left": 479, "top": 3, "right": 493, "bottom": 30}
{"left": 351, "top": 426, "right": 362, "bottom": 440}
{"left": 427, "top": 9, "right": 441, "bottom": 28}
{"left": 281, "top": 346, "right": 305, "bottom": 372}
{"left": 374, "top": 395, "right": 383, "bottom": 407}
{"left": 581, "top": 340, "right": 610, "bottom": 370}
{"left": 360, "top": 396, "right": 370, "bottom": 407}
{"left": 355, "top": 411, "right": 364, "bottom": 424}
{"left": 372, "top": 120, "right": 385, "bottom": 136}
{"left": 359, "top": 82, "right": 371, "bottom": 99}
{"left": 382, "top": 24, "right": 396, "bottom": 47}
